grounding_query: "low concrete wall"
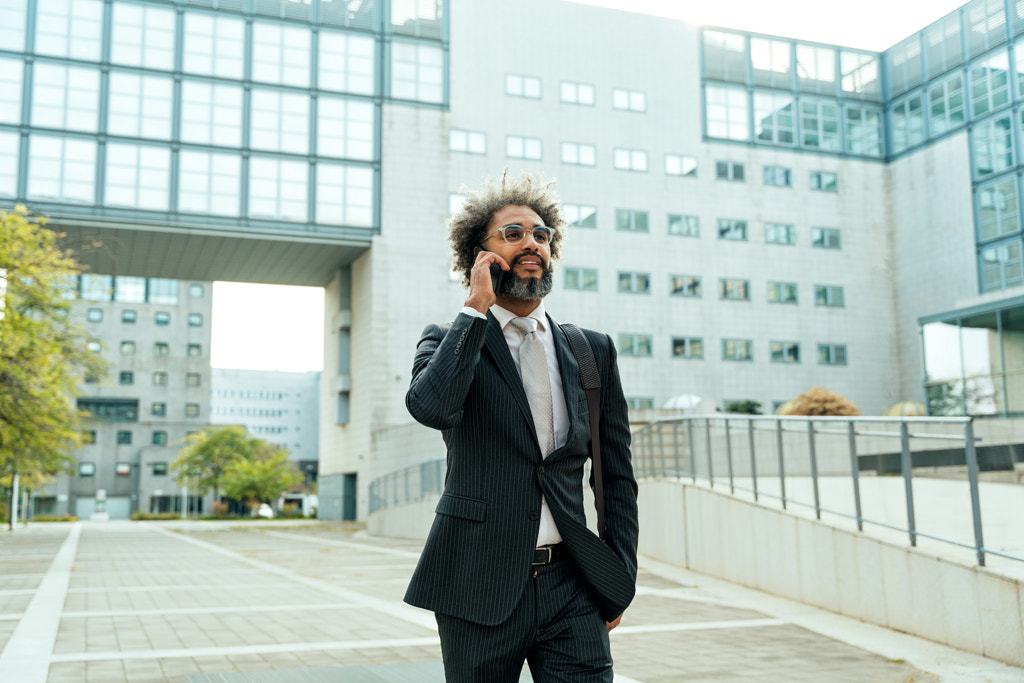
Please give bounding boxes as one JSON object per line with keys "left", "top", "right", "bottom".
{"left": 367, "top": 493, "right": 438, "bottom": 540}
{"left": 638, "top": 479, "right": 1024, "bottom": 668}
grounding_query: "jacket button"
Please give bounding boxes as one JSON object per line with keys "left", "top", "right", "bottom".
{"left": 538, "top": 465, "right": 545, "bottom": 474}
{"left": 529, "top": 512, "right": 539, "bottom": 521}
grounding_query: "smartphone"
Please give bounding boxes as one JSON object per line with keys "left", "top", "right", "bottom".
{"left": 474, "top": 247, "right": 506, "bottom": 293}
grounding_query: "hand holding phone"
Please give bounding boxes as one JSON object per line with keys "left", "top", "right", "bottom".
{"left": 467, "top": 247, "right": 509, "bottom": 313}
{"left": 474, "top": 247, "right": 507, "bottom": 294}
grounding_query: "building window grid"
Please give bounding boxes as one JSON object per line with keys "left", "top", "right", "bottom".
{"left": 618, "top": 334, "right": 652, "bottom": 357}
{"left": 670, "top": 275, "right": 701, "bottom": 297}
{"left": 812, "top": 227, "right": 842, "bottom": 249}
{"left": 765, "top": 223, "right": 796, "bottom": 245}
{"left": 665, "top": 154, "right": 697, "bottom": 177}
{"left": 715, "top": 161, "right": 745, "bottom": 181}
{"left": 717, "top": 218, "right": 748, "bottom": 241}
{"left": 814, "top": 284, "right": 845, "bottom": 307}
{"left": 719, "top": 278, "right": 750, "bottom": 300}
{"left": 668, "top": 214, "right": 699, "bottom": 237}
{"left": 506, "top": 74, "right": 541, "bottom": 99}
{"left": 564, "top": 267, "right": 598, "bottom": 291}
{"left": 770, "top": 341, "right": 801, "bottom": 363}
{"left": 563, "top": 203, "right": 597, "bottom": 228}
{"left": 817, "top": 343, "right": 849, "bottom": 366}
{"left": 617, "top": 271, "right": 651, "bottom": 294}
{"left": 560, "top": 81, "right": 595, "bottom": 105}
{"left": 767, "top": 281, "right": 798, "bottom": 303}
{"left": 613, "top": 148, "right": 648, "bottom": 172}
{"left": 612, "top": 88, "right": 646, "bottom": 112}
{"left": 672, "top": 337, "right": 703, "bottom": 359}
{"left": 763, "top": 166, "right": 792, "bottom": 187}
{"left": 561, "top": 142, "right": 596, "bottom": 166}
{"left": 506, "top": 135, "right": 542, "bottom": 160}
{"left": 616, "top": 209, "right": 649, "bottom": 232}
{"left": 722, "top": 338, "right": 753, "bottom": 361}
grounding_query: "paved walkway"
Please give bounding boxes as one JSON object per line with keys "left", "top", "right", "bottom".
{"left": 0, "top": 521, "right": 1020, "bottom": 682}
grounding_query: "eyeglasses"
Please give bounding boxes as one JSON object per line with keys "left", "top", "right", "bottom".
{"left": 481, "top": 224, "right": 554, "bottom": 246}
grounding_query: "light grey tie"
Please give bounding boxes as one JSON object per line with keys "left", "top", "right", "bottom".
{"left": 510, "top": 317, "right": 555, "bottom": 457}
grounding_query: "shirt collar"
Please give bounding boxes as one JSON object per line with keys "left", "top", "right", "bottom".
{"left": 492, "top": 301, "right": 547, "bottom": 333}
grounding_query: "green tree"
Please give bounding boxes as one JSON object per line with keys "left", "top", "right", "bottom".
{"left": 171, "top": 425, "right": 258, "bottom": 505}
{"left": 0, "top": 207, "right": 104, "bottom": 530}
{"left": 220, "top": 444, "right": 301, "bottom": 516}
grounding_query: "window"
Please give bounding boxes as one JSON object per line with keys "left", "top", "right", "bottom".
{"left": 80, "top": 275, "right": 111, "bottom": 302}
{"left": 0, "top": 131, "right": 18, "bottom": 195}
{"left": 618, "top": 334, "right": 652, "bottom": 357}
{"left": 87, "top": 308, "right": 102, "bottom": 322}
{"left": 560, "top": 81, "right": 594, "bottom": 105}
{"left": 178, "top": 151, "right": 241, "bottom": 216}
{"left": 672, "top": 337, "right": 703, "bottom": 359}
{"left": 183, "top": 12, "right": 244, "bottom": 79}
{"left": 613, "top": 148, "right": 648, "bottom": 172}
{"left": 797, "top": 44, "right": 837, "bottom": 94}
{"left": 817, "top": 344, "right": 848, "bottom": 366}
{"left": 754, "top": 92, "right": 795, "bottom": 144}
{"left": 155, "top": 312, "right": 170, "bottom": 325}
{"left": 809, "top": 171, "right": 838, "bottom": 192}
{"left": 153, "top": 371, "right": 168, "bottom": 386}
{"left": 27, "top": 136, "right": 97, "bottom": 204}
{"left": 612, "top": 88, "right": 646, "bottom": 112}
{"left": 152, "top": 431, "right": 167, "bottom": 446}
{"left": 122, "top": 310, "right": 136, "bottom": 323}
{"left": 79, "top": 462, "right": 96, "bottom": 477}
{"left": 32, "top": 63, "right": 100, "bottom": 132}
{"left": 888, "top": 35, "right": 922, "bottom": 96}
{"left": 78, "top": 398, "right": 138, "bottom": 421}
{"left": 107, "top": 72, "right": 173, "bottom": 140}
{"left": 120, "top": 341, "right": 136, "bottom": 355}
{"left": 561, "top": 142, "right": 596, "bottom": 166}
{"left": 187, "top": 344, "right": 202, "bottom": 357}
{"left": 668, "top": 215, "right": 699, "bottom": 237}
{"left": 252, "top": 21, "right": 309, "bottom": 87}
{"left": 250, "top": 89, "right": 308, "bottom": 154}
{"left": 616, "top": 209, "right": 649, "bottom": 232}
{"left": 978, "top": 177, "right": 1019, "bottom": 241}
{"left": 706, "top": 85, "right": 750, "bottom": 140}
{"left": 715, "top": 161, "right": 744, "bottom": 181}
{"left": 840, "top": 51, "right": 880, "bottom": 99}
{"left": 319, "top": 29, "right": 374, "bottom": 95}
{"left": 189, "top": 284, "right": 204, "bottom": 298}
{"left": 771, "top": 341, "right": 801, "bottom": 363}
{"left": 720, "top": 278, "right": 750, "bottom": 300}
{"left": 186, "top": 373, "right": 202, "bottom": 387}
{"left": 180, "top": 81, "right": 244, "bottom": 148}
{"left": 763, "top": 166, "right": 792, "bottom": 187}
{"left": 765, "top": 223, "right": 796, "bottom": 245}
{"left": 185, "top": 403, "right": 200, "bottom": 418}
{"left": 316, "top": 163, "right": 373, "bottom": 227}
{"left": 86, "top": 340, "right": 101, "bottom": 353}
{"left": 717, "top": 219, "right": 748, "bottom": 241}
{"left": 625, "top": 397, "right": 655, "bottom": 410}
{"left": 815, "top": 285, "right": 845, "bottom": 307}
{"left": 151, "top": 402, "right": 166, "bottom": 417}
{"left": 449, "top": 129, "right": 486, "bottom": 154}
{"left": 722, "top": 339, "right": 753, "bottom": 361}
{"left": 969, "top": 51, "right": 1010, "bottom": 118}
{"left": 119, "top": 371, "right": 134, "bottom": 385}
{"left": 249, "top": 157, "right": 308, "bottom": 222}
{"left": 153, "top": 342, "right": 169, "bottom": 357}
{"left": 767, "top": 281, "right": 798, "bottom": 304}
{"left": 152, "top": 462, "right": 168, "bottom": 475}
{"left": 0, "top": 0, "right": 25, "bottom": 52}
{"left": 104, "top": 143, "right": 170, "bottom": 210}
{"left": 980, "top": 242, "right": 1024, "bottom": 291}
{"left": 617, "top": 272, "right": 651, "bottom": 294}
{"left": 665, "top": 154, "right": 697, "bottom": 177}
{"left": 564, "top": 268, "right": 598, "bottom": 291}
{"left": 670, "top": 275, "right": 701, "bottom": 297}
{"left": 563, "top": 204, "right": 597, "bottom": 228}
{"left": 147, "top": 279, "right": 178, "bottom": 305}
{"left": 928, "top": 73, "right": 965, "bottom": 137}
{"left": 704, "top": 29, "right": 747, "bottom": 82}
{"left": 973, "top": 116, "right": 1014, "bottom": 179}
{"left": 35, "top": 0, "right": 103, "bottom": 61}
{"left": 391, "top": 42, "right": 443, "bottom": 103}
{"left": 188, "top": 314, "right": 203, "bottom": 327}
{"left": 506, "top": 74, "right": 541, "bottom": 99}
{"left": 811, "top": 227, "right": 842, "bottom": 249}
{"left": 117, "top": 431, "right": 132, "bottom": 445}
{"left": 506, "top": 136, "right": 542, "bottom": 160}
{"left": 844, "top": 106, "right": 884, "bottom": 156}
{"left": 890, "top": 94, "right": 925, "bottom": 153}
{"left": 113, "top": 277, "right": 145, "bottom": 304}
{"left": 800, "top": 99, "right": 840, "bottom": 151}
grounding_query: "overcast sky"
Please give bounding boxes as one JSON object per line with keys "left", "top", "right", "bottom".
{"left": 211, "top": 0, "right": 971, "bottom": 372}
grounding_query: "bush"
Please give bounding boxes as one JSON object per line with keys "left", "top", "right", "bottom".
{"left": 780, "top": 387, "right": 860, "bottom": 416}
{"left": 131, "top": 511, "right": 180, "bottom": 521}
{"left": 724, "top": 400, "right": 762, "bottom": 415}
{"left": 210, "top": 501, "right": 230, "bottom": 519}
{"left": 32, "top": 514, "right": 79, "bottom": 522}
{"left": 281, "top": 503, "right": 304, "bottom": 518}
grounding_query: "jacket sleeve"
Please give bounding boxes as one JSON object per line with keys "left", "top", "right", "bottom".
{"left": 405, "top": 312, "right": 489, "bottom": 430}
{"left": 592, "top": 333, "right": 639, "bottom": 595}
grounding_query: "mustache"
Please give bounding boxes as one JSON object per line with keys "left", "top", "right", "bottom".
{"left": 510, "top": 252, "right": 548, "bottom": 269}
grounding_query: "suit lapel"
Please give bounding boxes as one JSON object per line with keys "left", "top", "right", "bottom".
{"left": 549, "top": 315, "right": 582, "bottom": 456}
{"left": 482, "top": 311, "right": 536, "bottom": 436}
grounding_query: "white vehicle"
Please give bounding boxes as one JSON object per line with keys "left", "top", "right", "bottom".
{"left": 255, "top": 503, "right": 274, "bottom": 519}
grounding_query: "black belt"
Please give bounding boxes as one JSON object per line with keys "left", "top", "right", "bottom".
{"left": 532, "top": 544, "right": 568, "bottom": 565}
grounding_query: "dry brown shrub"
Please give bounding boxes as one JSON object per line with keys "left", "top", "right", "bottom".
{"left": 780, "top": 387, "right": 860, "bottom": 416}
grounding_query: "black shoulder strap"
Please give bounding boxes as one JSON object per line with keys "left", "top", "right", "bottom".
{"left": 559, "top": 323, "right": 605, "bottom": 541}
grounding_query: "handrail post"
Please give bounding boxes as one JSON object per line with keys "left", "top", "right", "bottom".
{"left": 964, "top": 419, "right": 986, "bottom": 566}
{"left": 705, "top": 417, "right": 714, "bottom": 488}
{"left": 658, "top": 422, "right": 667, "bottom": 477}
{"left": 776, "top": 419, "right": 786, "bottom": 510}
{"left": 724, "top": 417, "right": 735, "bottom": 494}
{"left": 899, "top": 421, "right": 917, "bottom": 547}
{"left": 672, "top": 421, "right": 681, "bottom": 478}
{"left": 808, "top": 420, "right": 821, "bottom": 520}
{"left": 687, "top": 419, "right": 696, "bottom": 483}
{"left": 847, "top": 420, "right": 863, "bottom": 532}
{"left": 748, "top": 418, "right": 758, "bottom": 502}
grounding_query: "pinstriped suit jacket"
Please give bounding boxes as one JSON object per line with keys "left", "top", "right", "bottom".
{"left": 404, "top": 310, "right": 639, "bottom": 626}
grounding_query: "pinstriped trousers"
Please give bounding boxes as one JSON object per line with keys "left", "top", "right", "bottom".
{"left": 434, "top": 557, "right": 613, "bottom": 683}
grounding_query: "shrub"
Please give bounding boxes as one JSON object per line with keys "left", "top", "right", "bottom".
{"left": 724, "top": 400, "right": 762, "bottom": 415}
{"left": 780, "top": 387, "right": 860, "bottom": 416}
{"left": 210, "top": 501, "right": 230, "bottom": 519}
{"left": 131, "top": 511, "right": 180, "bottom": 521}
{"left": 32, "top": 514, "right": 79, "bottom": 522}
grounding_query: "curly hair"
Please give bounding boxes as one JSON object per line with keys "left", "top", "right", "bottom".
{"left": 449, "top": 169, "right": 565, "bottom": 287}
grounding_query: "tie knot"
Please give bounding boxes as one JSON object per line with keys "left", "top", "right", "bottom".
{"left": 510, "top": 317, "right": 538, "bottom": 337}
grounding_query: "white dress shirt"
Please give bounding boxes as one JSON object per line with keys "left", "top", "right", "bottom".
{"left": 460, "top": 303, "right": 566, "bottom": 546}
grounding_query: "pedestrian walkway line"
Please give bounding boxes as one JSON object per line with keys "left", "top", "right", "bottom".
{"left": 48, "top": 636, "right": 442, "bottom": 663}
{"left": 0, "top": 613, "right": 23, "bottom": 622}
{"left": 611, "top": 618, "right": 786, "bottom": 636}
{"left": 0, "top": 523, "right": 81, "bottom": 683}
{"left": 258, "top": 530, "right": 424, "bottom": 558}
{"left": 147, "top": 526, "right": 437, "bottom": 632}
{"left": 59, "top": 603, "right": 361, "bottom": 618}
{"left": 0, "top": 589, "right": 37, "bottom": 596}
{"left": 66, "top": 582, "right": 285, "bottom": 593}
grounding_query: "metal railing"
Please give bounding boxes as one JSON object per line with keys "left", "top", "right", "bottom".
{"left": 632, "top": 414, "right": 1022, "bottom": 568}
{"left": 368, "top": 457, "right": 445, "bottom": 515}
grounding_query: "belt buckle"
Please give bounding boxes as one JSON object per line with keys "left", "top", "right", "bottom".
{"left": 534, "top": 546, "right": 552, "bottom": 565}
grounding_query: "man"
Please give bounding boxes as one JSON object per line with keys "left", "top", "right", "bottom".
{"left": 404, "top": 170, "right": 639, "bottom": 682}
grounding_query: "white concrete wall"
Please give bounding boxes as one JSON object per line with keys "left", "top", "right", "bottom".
{"left": 636, "top": 479, "right": 1024, "bottom": 668}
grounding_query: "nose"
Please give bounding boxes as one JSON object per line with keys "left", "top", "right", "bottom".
{"left": 520, "top": 231, "right": 544, "bottom": 249}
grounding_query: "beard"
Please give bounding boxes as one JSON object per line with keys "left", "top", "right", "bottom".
{"left": 499, "top": 254, "right": 554, "bottom": 301}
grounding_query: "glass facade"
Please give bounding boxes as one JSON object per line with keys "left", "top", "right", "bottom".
{"left": 0, "top": 0, "right": 449, "bottom": 235}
